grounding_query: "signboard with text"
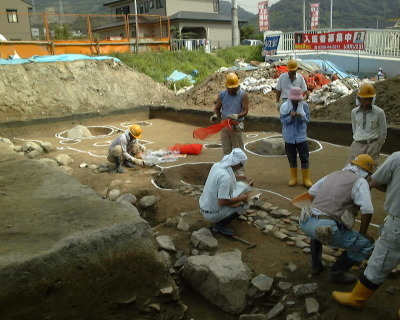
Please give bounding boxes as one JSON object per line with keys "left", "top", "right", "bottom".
{"left": 310, "top": 3, "right": 319, "bottom": 30}
{"left": 294, "top": 30, "right": 366, "bottom": 50}
{"left": 258, "top": 1, "right": 269, "bottom": 31}
{"left": 262, "top": 35, "right": 280, "bottom": 56}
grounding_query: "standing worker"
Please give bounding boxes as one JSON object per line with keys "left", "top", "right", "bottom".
{"left": 107, "top": 124, "right": 146, "bottom": 173}
{"left": 300, "top": 154, "right": 375, "bottom": 283}
{"left": 199, "top": 148, "right": 253, "bottom": 236}
{"left": 210, "top": 72, "right": 249, "bottom": 155}
{"left": 275, "top": 60, "right": 307, "bottom": 110}
{"left": 347, "top": 82, "right": 387, "bottom": 168}
{"left": 333, "top": 152, "right": 400, "bottom": 319}
{"left": 280, "top": 87, "right": 312, "bottom": 187}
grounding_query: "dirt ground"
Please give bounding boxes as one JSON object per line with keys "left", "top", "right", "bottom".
{"left": 1, "top": 60, "right": 399, "bottom": 320}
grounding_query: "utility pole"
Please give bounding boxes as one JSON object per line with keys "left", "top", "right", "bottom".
{"left": 330, "top": 0, "right": 333, "bottom": 29}
{"left": 134, "top": 0, "right": 139, "bottom": 53}
{"left": 303, "top": 0, "right": 306, "bottom": 31}
{"left": 231, "top": 0, "right": 239, "bottom": 46}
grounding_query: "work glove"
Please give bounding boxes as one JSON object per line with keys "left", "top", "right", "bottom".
{"left": 227, "top": 114, "right": 238, "bottom": 121}
{"left": 139, "top": 144, "right": 146, "bottom": 152}
{"left": 210, "top": 114, "right": 218, "bottom": 122}
{"left": 275, "top": 102, "right": 281, "bottom": 111}
{"left": 132, "top": 158, "right": 145, "bottom": 166}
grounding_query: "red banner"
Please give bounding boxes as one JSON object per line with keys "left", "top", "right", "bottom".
{"left": 294, "top": 31, "right": 366, "bottom": 50}
{"left": 258, "top": 1, "right": 269, "bottom": 31}
{"left": 310, "top": 3, "right": 319, "bottom": 30}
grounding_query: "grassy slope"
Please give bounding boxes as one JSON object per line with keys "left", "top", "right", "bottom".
{"left": 110, "top": 45, "right": 264, "bottom": 87}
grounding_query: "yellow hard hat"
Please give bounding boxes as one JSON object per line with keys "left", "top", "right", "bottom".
{"left": 129, "top": 124, "right": 142, "bottom": 139}
{"left": 225, "top": 73, "right": 239, "bottom": 88}
{"left": 357, "top": 83, "right": 376, "bottom": 98}
{"left": 287, "top": 60, "right": 298, "bottom": 71}
{"left": 351, "top": 154, "right": 374, "bottom": 173}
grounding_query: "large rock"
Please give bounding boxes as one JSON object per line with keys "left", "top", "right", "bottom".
{"left": 183, "top": 250, "right": 251, "bottom": 314}
{"left": 0, "top": 142, "right": 185, "bottom": 320}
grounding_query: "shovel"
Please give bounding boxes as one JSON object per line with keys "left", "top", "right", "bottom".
{"left": 290, "top": 192, "right": 313, "bottom": 209}
{"left": 231, "top": 235, "right": 256, "bottom": 249}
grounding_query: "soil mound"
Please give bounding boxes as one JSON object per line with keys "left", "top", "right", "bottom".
{"left": 311, "top": 75, "right": 400, "bottom": 125}
{"left": 0, "top": 59, "right": 174, "bottom": 123}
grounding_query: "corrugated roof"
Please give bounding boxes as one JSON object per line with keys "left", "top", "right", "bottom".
{"left": 170, "top": 11, "right": 246, "bottom": 23}
{"left": 103, "top": 0, "right": 131, "bottom": 7}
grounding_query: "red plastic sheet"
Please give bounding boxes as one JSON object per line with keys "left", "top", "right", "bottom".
{"left": 169, "top": 144, "right": 203, "bottom": 155}
{"left": 192, "top": 119, "right": 232, "bottom": 140}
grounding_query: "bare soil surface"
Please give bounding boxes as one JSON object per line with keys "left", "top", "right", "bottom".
{"left": 0, "top": 60, "right": 399, "bottom": 320}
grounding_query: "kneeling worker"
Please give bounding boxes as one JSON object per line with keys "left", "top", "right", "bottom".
{"left": 107, "top": 124, "right": 146, "bottom": 173}
{"left": 300, "top": 154, "right": 375, "bottom": 283}
{"left": 199, "top": 148, "right": 253, "bottom": 236}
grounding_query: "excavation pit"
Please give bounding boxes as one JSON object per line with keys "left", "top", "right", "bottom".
{"left": 246, "top": 136, "right": 322, "bottom": 156}
{"left": 154, "top": 163, "right": 212, "bottom": 190}
{"left": 58, "top": 126, "right": 115, "bottom": 140}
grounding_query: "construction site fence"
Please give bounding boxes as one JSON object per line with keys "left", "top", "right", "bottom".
{"left": 270, "top": 28, "right": 400, "bottom": 58}
{"left": 0, "top": 12, "right": 171, "bottom": 58}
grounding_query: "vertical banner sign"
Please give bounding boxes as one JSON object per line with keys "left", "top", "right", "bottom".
{"left": 310, "top": 3, "right": 319, "bottom": 30}
{"left": 258, "top": 1, "right": 269, "bottom": 31}
{"left": 262, "top": 35, "right": 280, "bottom": 56}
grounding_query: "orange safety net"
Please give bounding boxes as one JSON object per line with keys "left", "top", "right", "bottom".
{"left": 169, "top": 144, "right": 203, "bottom": 155}
{"left": 273, "top": 65, "right": 288, "bottom": 79}
{"left": 304, "top": 73, "right": 331, "bottom": 91}
{"left": 193, "top": 119, "right": 232, "bottom": 140}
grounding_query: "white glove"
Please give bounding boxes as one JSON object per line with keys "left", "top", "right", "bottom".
{"left": 139, "top": 145, "right": 146, "bottom": 152}
{"left": 210, "top": 114, "right": 218, "bottom": 122}
{"left": 133, "top": 158, "right": 145, "bottom": 166}
{"left": 227, "top": 114, "right": 238, "bottom": 121}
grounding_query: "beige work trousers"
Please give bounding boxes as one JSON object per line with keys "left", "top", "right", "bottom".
{"left": 347, "top": 140, "right": 381, "bottom": 168}
{"left": 107, "top": 144, "right": 141, "bottom": 163}
{"left": 220, "top": 126, "right": 244, "bottom": 155}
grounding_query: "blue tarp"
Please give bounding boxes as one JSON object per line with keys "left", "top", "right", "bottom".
{"left": 0, "top": 54, "right": 121, "bottom": 65}
{"left": 166, "top": 70, "right": 196, "bottom": 84}
{"left": 303, "top": 59, "right": 351, "bottom": 79}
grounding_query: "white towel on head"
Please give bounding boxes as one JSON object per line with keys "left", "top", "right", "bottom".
{"left": 219, "top": 148, "right": 247, "bottom": 168}
{"left": 280, "top": 100, "right": 305, "bottom": 116}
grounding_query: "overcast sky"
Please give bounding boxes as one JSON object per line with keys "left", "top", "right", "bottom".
{"left": 236, "top": 0, "right": 280, "bottom": 14}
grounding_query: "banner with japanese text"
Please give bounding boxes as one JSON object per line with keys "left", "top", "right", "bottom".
{"left": 310, "top": 3, "right": 319, "bottom": 30}
{"left": 294, "top": 30, "right": 366, "bottom": 50}
{"left": 262, "top": 35, "right": 280, "bottom": 56}
{"left": 258, "top": 1, "right": 269, "bottom": 31}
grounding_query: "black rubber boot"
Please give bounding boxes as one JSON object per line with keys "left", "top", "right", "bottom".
{"left": 115, "top": 158, "right": 125, "bottom": 173}
{"left": 329, "top": 251, "right": 358, "bottom": 284}
{"left": 212, "top": 213, "right": 239, "bottom": 236}
{"left": 310, "top": 239, "right": 324, "bottom": 274}
{"left": 123, "top": 160, "right": 136, "bottom": 168}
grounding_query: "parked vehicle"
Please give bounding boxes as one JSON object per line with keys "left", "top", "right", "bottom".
{"left": 240, "top": 39, "right": 263, "bottom": 46}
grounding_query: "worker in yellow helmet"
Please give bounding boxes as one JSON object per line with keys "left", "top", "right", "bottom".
{"left": 333, "top": 151, "right": 400, "bottom": 320}
{"left": 107, "top": 124, "right": 146, "bottom": 173}
{"left": 299, "top": 154, "right": 375, "bottom": 283}
{"left": 209, "top": 72, "right": 249, "bottom": 155}
{"left": 347, "top": 82, "right": 387, "bottom": 167}
{"left": 275, "top": 59, "right": 307, "bottom": 111}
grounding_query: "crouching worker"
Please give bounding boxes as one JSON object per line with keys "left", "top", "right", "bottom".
{"left": 299, "top": 154, "right": 375, "bottom": 283}
{"left": 107, "top": 124, "right": 146, "bottom": 173}
{"left": 199, "top": 148, "right": 253, "bottom": 236}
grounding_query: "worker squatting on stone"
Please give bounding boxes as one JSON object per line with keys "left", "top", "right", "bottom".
{"left": 199, "top": 148, "right": 253, "bottom": 236}
{"left": 280, "top": 87, "right": 313, "bottom": 188}
{"left": 300, "top": 154, "right": 375, "bottom": 284}
{"left": 107, "top": 124, "right": 146, "bottom": 173}
{"left": 333, "top": 152, "right": 400, "bottom": 319}
{"left": 210, "top": 72, "right": 249, "bottom": 155}
{"left": 347, "top": 82, "right": 387, "bottom": 167}
{"left": 275, "top": 59, "right": 307, "bottom": 111}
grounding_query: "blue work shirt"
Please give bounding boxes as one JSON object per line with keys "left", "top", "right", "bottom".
{"left": 279, "top": 101, "right": 310, "bottom": 144}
